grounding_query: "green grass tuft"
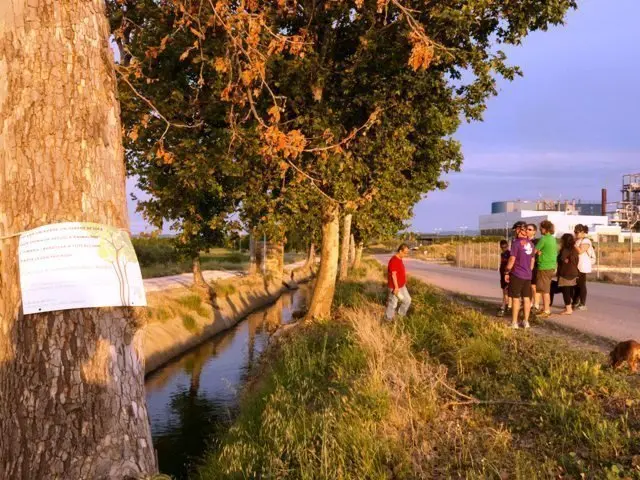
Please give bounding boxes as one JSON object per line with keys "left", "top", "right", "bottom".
{"left": 182, "top": 314, "right": 198, "bottom": 333}
{"left": 177, "top": 294, "right": 209, "bottom": 317}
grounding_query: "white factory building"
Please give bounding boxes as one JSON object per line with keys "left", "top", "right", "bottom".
{"left": 479, "top": 200, "right": 608, "bottom": 238}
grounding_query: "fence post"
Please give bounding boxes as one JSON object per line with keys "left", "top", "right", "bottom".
{"left": 631, "top": 235, "right": 634, "bottom": 285}
{"left": 596, "top": 240, "right": 600, "bottom": 281}
{"left": 472, "top": 243, "right": 476, "bottom": 268}
{"left": 456, "top": 245, "right": 460, "bottom": 268}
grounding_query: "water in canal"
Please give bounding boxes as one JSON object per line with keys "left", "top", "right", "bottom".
{"left": 145, "top": 284, "right": 312, "bottom": 479}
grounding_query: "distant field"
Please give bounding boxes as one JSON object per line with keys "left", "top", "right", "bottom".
{"left": 132, "top": 238, "right": 305, "bottom": 279}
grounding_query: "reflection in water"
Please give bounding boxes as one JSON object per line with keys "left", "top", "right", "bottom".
{"left": 145, "top": 284, "right": 312, "bottom": 479}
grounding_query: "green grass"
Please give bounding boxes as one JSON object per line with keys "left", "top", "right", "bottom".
{"left": 198, "top": 320, "right": 401, "bottom": 479}
{"left": 212, "top": 283, "right": 236, "bottom": 297}
{"left": 399, "top": 276, "right": 640, "bottom": 477}
{"left": 176, "top": 294, "right": 209, "bottom": 317}
{"left": 194, "top": 261, "right": 640, "bottom": 479}
{"left": 182, "top": 314, "right": 198, "bottom": 333}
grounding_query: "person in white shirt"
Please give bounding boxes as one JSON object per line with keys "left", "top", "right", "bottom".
{"left": 573, "top": 224, "right": 594, "bottom": 311}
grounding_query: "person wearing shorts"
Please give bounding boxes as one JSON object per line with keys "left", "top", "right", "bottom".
{"left": 504, "top": 221, "right": 535, "bottom": 329}
{"left": 535, "top": 220, "right": 557, "bottom": 319}
{"left": 526, "top": 224, "right": 539, "bottom": 312}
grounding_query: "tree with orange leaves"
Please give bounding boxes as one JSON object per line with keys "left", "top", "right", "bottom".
{"left": 109, "top": 0, "right": 577, "bottom": 318}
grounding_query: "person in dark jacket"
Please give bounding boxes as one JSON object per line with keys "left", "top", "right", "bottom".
{"left": 557, "top": 233, "right": 580, "bottom": 315}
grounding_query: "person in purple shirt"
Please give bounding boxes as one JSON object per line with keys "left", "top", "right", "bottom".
{"left": 504, "top": 221, "right": 535, "bottom": 329}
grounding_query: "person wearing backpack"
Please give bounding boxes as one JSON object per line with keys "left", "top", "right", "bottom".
{"left": 573, "top": 224, "right": 595, "bottom": 311}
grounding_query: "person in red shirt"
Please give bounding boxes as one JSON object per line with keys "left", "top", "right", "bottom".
{"left": 385, "top": 244, "right": 411, "bottom": 320}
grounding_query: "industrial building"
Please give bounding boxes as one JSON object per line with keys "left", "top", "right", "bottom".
{"left": 480, "top": 173, "right": 640, "bottom": 239}
{"left": 491, "top": 200, "right": 602, "bottom": 216}
{"left": 480, "top": 199, "right": 608, "bottom": 238}
{"left": 609, "top": 173, "right": 640, "bottom": 231}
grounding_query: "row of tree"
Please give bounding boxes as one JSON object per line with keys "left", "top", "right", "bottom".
{"left": 0, "top": 0, "right": 576, "bottom": 476}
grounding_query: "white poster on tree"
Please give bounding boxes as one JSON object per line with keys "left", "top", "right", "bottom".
{"left": 18, "top": 222, "right": 147, "bottom": 314}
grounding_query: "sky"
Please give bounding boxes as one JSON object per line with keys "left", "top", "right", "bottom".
{"left": 127, "top": 0, "right": 640, "bottom": 234}
{"left": 410, "top": 0, "right": 640, "bottom": 233}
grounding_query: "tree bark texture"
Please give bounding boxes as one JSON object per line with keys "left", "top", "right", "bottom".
{"left": 306, "top": 204, "right": 340, "bottom": 319}
{"left": 353, "top": 242, "right": 364, "bottom": 270}
{"left": 248, "top": 233, "right": 258, "bottom": 275}
{"left": 305, "top": 243, "right": 316, "bottom": 267}
{"left": 0, "top": 1, "right": 156, "bottom": 478}
{"left": 265, "top": 241, "right": 284, "bottom": 284}
{"left": 349, "top": 234, "right": 356, "bottom": 267}
{"left": 255, "top": 236, "right": 265, "bottom": 275}
{"left": 192, "top": 255, "right": 207, "bottom": 288}
{"left": 338, "top": 213, "right": 352, "bottom": 280}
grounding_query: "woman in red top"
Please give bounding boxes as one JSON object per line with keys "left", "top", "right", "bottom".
{"left": 385, "top": 244, "right": 411, "bottom": 320}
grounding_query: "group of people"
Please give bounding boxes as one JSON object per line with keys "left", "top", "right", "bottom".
{"left": 498, "top": 221, "right": 595, "bottom": 328}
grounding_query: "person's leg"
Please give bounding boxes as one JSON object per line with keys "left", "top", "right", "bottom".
{"left": 538, "top": 270, "right": 552, "bottom": 315}
{"left": 523, "top": 295, "right": 532, "bottom": 327}
{"left": 511, "top": 298, "right": 521, "bottom": 328}
{"left": 531, "top": 284, "right": 538, "bottom": 310}
{"left": 561, "top": 286, "right": 573, "bottom": 314}
{"left": 542, "top": 293, "right": 551, "bottom": 314}
{"left": 579, "top": 273, "right": 587, "bottom": 307}
{"left": 572, "top": 281, "right": 580, "bottom": 307}
{"left": 397, "top": 286, "right": 412, "bottom": 317}
{"left": 385, "top": 289, "right": 399, "bottom": 320}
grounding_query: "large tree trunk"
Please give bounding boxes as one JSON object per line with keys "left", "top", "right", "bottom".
{"left": 353, "top": 242, "right": 364, "bottom": 270}
{"left": 305, "top": 243, "right": 316, "bottom": 267}
{"left": 248, "top": 233, "right": 258, "bottom": 275}
{"left": 349, "top": 233, "right": 356, "bottom": 267}
{"left": 255, "top": 235, "right": 265, "bottom": 275}
{"left": 338, "top": 213, "right": 352, "bottom": 280}
{"left": 265, "top": 241, "right": 284, "bottom": 284}
{"left": 306, "top": 204, "right": 340, "bottom": 319}
{"left": 0, "top": 1, "right": 156, "bottom": 477}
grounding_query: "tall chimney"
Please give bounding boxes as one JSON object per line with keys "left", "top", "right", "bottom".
{"left": 601, "top": 188, "right": 607, "bottom": 216}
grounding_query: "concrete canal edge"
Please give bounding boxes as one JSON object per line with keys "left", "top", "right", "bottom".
{"left": 141, "top": 264, "right": 316, "bottom": 375}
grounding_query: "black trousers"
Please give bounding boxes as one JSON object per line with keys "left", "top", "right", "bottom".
{"left": 561, "top": 286, "right": 574, "bottom": 306}
{"left": 572, "top": 272, "right": 587, "bottom": 306}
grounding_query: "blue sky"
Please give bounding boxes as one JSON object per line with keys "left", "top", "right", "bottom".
{"left": 127, "top": 0, "right": 640, "bottom": 234}
{"left": 410, "top": 0, "right": 640, "bottom": 233}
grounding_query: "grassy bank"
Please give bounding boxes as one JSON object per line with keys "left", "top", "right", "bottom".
{"left": 196, "top": 261, "right": 640, "bottom": 479}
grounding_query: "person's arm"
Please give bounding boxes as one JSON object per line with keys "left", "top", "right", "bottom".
{"left": 535, "top": 236, "right": 544, "bottom": 255}
{"left": 504, "top": 255, "right": 516, "bottom": 282}
{"left": 531, "top": 256, "right": 535, "bottom": 271}
{"left": 391, "top": 271, "right": 399, "bottom": 294}
{"left": 576, "top": 239, "right": 590, "bottom": 254}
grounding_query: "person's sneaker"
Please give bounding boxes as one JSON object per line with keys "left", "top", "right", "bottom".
{"left": 576, "top": 305, "right": 588, "bottom": 311}
{"left": 523, "top": 321, "right": 531, "bottom": 329}
{"left": 538, "top": 311, "right": 551, "bottom": 319}
{"left": 572, "top": 302, "right": 581, "bottom": 309}
{"left": 510, "top": 323, "right": 520, "bottom": 329}
{"left": 497, "top": 308, "right": 505, "bottom": 317}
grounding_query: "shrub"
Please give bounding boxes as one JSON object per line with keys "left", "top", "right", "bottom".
{"left": 132, "top": 237, "right": 181, "bottom": 266}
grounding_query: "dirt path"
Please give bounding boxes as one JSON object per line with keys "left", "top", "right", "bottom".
{"left": 143, "top": 261, "right": 307, "bottom": 293}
